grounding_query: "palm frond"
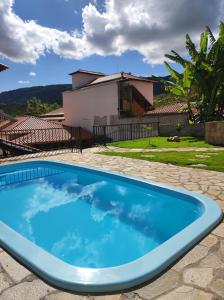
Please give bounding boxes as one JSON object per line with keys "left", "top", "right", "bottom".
{"left": 164, "top": 50, "right": 189, "bottom": 67}
{"left": 200, "top": 31, "right": 208, "bottom": 55}
{"left": 164, "top": 61, "right": 181, "bottom": 81}
{"left": 219, "top": 22, "right": 224, "bottom": 40}
{"left": 183, "top": 66, "right": 193, "bottom": 88}
{"left": 186, "top": 34, "right": 199, "bottom": 62}
{"left": 205, "top": 26, "right": 216, "bottom": 46}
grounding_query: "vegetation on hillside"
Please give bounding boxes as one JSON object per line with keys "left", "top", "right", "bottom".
{"left": 153, "top": 93, "right": 181, "bottom": 108}
{"left": 164, "top": 22, "right": 224, "bottom": 122}
{"left": 26, "top": 98, "right": 60, "bottom": 116}
{"left": 0, "top": 84, "right": 71, "bottom": 116}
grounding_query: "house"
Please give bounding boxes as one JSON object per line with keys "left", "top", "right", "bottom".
{"left": 40, "top": 107, "right": 65, "bottom": 122}
{"left": 63, "top": 69, "right": 154, "bottom": 131}
{"left": 0, "top": 63, "right": 8, "bottom": 72}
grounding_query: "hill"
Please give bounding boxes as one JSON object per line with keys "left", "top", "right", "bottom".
{"left": 147, "top": 75, "right": 170, "bottom": 95}
{"left": 0, "top": 84, "right": 72, "bottom": 115}
{"left": 0, "top": 76, "right": 171, "bottom": 116}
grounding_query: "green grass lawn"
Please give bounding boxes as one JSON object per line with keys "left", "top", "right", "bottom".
{"left": 98, "top": 150, "right": 224, "bottom": 172}
{"left": 107, "top": 136, "right": 215, "bottom": 149}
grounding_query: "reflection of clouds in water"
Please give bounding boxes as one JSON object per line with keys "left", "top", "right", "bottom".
{"left": 51, "top": 230, "right": 113, "bottom": 267}
{"left": 128, "top": 204, "right": 151, "bottom": 221}
{"left": 90, "top": 199, "right": 124, "bottom": 223}
{"left": 116, "top": 186, "right": 127, "bottom": 196}
{"left": 23, "top": 179, "right": 107, "bottom": 221}
{"left": 51, "top": 232, "right": 81, "bottom": 258}
{"left": 22, "top": 179, "right": 107, "bottom": 239}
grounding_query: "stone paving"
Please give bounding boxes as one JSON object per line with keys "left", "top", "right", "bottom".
{"left": 102, "top": 146, "right": 224, "bottom": 153}
{"left": 0, "top": 148, "right": 224, "bottom": 299}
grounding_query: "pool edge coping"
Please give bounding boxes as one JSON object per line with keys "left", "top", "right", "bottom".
{"left": 0, "top": 159, "right": 223, "bottom": 293}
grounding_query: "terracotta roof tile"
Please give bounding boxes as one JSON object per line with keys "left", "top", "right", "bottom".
{"left": 0, "top": 116, "right": 64, "bottom": 131}
{"left": 40, "top": 107, "right": 64, "bottom": 117}
{"left": 145, "top": 103, "right": 186, "bottom": 115}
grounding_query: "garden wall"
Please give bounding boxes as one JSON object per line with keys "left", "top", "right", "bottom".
{"left": 159, "top": 123, "right": 205, "bottom": 137}
{"left": 108, "top": 113, "right": 189, "bottom": 126}
{"left": 205, "top": 121, "right": 224, "bottom": 145}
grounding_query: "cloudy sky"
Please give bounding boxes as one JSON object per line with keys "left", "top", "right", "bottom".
{"left": 0, "top": 0, "right": 223, "bottom": 92}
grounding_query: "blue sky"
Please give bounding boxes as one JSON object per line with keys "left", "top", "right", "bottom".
{"left": 0, "top": 0, "right": 222, "bottom": 92}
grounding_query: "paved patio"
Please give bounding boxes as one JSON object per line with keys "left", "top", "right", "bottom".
{"left": 0, "top": 148, "right": 224, "bottom": 300}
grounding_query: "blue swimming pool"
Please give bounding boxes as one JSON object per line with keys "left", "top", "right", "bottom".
{"left": 0, "top": 160, "right": 222, "bottom": 292}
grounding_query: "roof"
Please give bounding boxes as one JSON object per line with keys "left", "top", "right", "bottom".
{"left": 67, "top": 72, "right": 154, "bottom": 91}
{"left": 0, "top": 116, "right": 63, "bottom": 131}
{"left": 0, "top": 115, "right": 68, "bottom": 146}
{"left": 40, "top": 107, "right": 64, "bottom": 117}
{"left": 11, "top": 128, "right": 71, "bottom": 145}
{"left": 145, "top": 103, "right": 186, "bottom": 115}
{"left": 69, "top": 69, "right": 105, "bottom": 76}
{"left": 0, "top": 63, "right": 8, "bottom": 72}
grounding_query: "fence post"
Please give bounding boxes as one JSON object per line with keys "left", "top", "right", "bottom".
{"left": 78, "top": 127, "right": 83, "bottom": 154}
{"left": 103, "top": 125, "right": 106, "bottom": 145}
{"left": 130, "top": 123, "right": 133, "bottom": 140}
{"left": 157, "top": 121, "right": 160, "bottom": 136}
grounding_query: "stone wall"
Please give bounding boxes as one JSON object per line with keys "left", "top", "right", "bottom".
{"left": 109, "top": 113, "right": 189, "bottom": 126}
{"left": 160, "top": 123, "right": 205, "bottom": 137}
{"left": 205, "top": 121, "right": 224, "bottom": 145}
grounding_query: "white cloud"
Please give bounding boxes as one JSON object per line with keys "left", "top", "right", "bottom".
{"left": 18, "top": 80, "right": 30, "bottom": 84}
{"left": 0, "top": 0, "right": 223, "bottom": 65}
{"left": 29, "top": 71, "right": 36, "bottom": 76}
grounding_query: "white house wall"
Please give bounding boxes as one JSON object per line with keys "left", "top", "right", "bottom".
{"left": 71, "top": 73, "right": 103, "bottom": 89}
{"left": 63, "top": 82, "right": 118, "bottom": 130}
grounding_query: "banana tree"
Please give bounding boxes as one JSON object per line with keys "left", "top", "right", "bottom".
{"left": 164, "top": 22, "right": 224, "bottom": 122}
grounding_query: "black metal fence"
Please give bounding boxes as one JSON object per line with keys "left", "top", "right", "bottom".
{"left": 93, "top": 122, "right": 159, "bottom": 144}
{"left": 0, "top": 127, "right": 82, "bottom": 159}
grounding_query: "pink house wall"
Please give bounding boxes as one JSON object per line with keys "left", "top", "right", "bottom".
{"left": 130, "top": 80, "right": 153, "bottom": 105}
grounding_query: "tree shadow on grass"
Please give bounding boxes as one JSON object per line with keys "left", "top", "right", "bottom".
{"left": 182, "top": 136, "right": 204, "bottom": 143}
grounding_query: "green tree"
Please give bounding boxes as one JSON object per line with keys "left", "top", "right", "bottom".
{"left": 142, "top": 124, "right": 152, "bottom": 145}
{"left": 26, "top": 98, "right": 60, "bottom": 116}
{"left": 164, "top": 22, "right": 224, "bottom": 122}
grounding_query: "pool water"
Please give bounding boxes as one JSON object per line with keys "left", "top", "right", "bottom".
{"left": 0, "top": 161, "right": 203, "bottom": 268}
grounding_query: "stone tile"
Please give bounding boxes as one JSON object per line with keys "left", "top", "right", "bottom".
{"left": 219, "top": 240, "right": 224, "bottom": 258}
{"left": 45, "top": 292, "right": 90, "bottom": 300}
{"left": 212, "top": 223, "right": 224, "bottom": 238}
{"left": 216, "top": 200, "right": 224, "bottom": 211}
{"left": 183, "top": 267, "right": 213, "bottom": 288}
{"left": 93, "top": 295, "right": 121, "bottom": 300}
{"left": 0, "top": 272, "right": 12, "bottom": 293}
{"left": 173, "top": 245, "right": 208, "bottom": 271}
{"left": 157, "top": 285, "right": 213, "bottom": 300}
{"left": 218, "top": 194, "right": 224, "bottom": 201}
{"left": 209, "top": 278, "right": 224, "bottom": 297}
{"left": 200, "top": 253, "right": 224, "bottom": 269}
{"left": 0, "top": 279, "right": 55, "bottom": 300}
{"left": 135, "top": 270, "right": 179, "bottom": 300}
{"left": 207, "top": 188, "right": 222, "bottom": 197}
{"left": 0, "top": 252, "right": 31, "bottom": 283}
{"left": 200, "top": 235, "right": 218, "bottom": 249}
